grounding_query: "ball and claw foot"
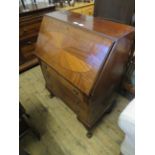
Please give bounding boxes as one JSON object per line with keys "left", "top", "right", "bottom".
{"left": 86, "top": 131, "right": 93, "bottom": 138}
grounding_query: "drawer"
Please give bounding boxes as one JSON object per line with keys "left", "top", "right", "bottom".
{"left": 20, "top": 39, "right": 36, "bottom": 60}
{"left": 20, "top": 15, "right": 42, "bottom": 25}
{"left": 41, "top": 62, "right": 84, "bottom": 113}
{"left": 20, "top": 22, "right": 41, "bottom": 40}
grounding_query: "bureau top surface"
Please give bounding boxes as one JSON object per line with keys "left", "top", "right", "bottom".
{"left": 36, "top": 11, "right": 134, "bottom": 95}
{"left": 45, "top": 11, "right": 134, "bottom": 41}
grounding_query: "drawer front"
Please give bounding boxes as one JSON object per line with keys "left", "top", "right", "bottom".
{"left": 20, "top": 38, "right": 36, "bottom": 60}
{"left": 41, "top": 62, "right": 84, "bottom": 113}
{"left": 20, "top": 22, "right": 41, "bottom": 40}
{"left": 20, "top": 15, "right": 42, "bottom": 25}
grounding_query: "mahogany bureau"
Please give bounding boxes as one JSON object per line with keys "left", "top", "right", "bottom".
{"left": 35, "top": 11, "right": 134, "bottom": 137}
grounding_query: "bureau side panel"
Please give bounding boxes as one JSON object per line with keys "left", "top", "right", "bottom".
{"left": 88, "top": 32, "right": 134, "bottom": 126}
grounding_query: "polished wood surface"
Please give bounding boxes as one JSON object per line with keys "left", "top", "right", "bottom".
{"left": 35, "top": 11, "right": 134, "bottom": 134}
{"left": 19, "top": 2, "right": 56, "bottom": 73}
{"left": 36, "top": 14, "right": 113, "bottom": 95}
{"left": 36, "top": 11, "right": 134, "bottom": 95}
{"left": 43, "top": 11, "right": 134, "bottom": 40}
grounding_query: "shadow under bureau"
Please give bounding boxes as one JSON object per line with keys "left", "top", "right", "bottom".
{"left": 35, "top": 11, "right": 134, "bottom": 137}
